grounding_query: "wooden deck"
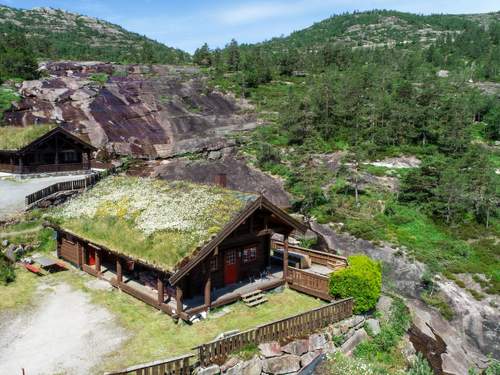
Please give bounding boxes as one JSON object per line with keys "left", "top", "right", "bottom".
{"left": 176, "top": 269, "right": 285, "bottom": 315}
{"left": 271, "top": 240, "right": 348, "bottom": 301}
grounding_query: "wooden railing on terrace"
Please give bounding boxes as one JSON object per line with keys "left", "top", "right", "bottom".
{"left": 103, "top": 353, "right": 195, "bottom": 375}
{"left": 195, "top": 298, "right": 353, "bottom": 367}
{"left": 286, "top": 266, "right": 331, "bottom": 301}
{"left": 271, "top": 240, "right": 348, "bottom": 270}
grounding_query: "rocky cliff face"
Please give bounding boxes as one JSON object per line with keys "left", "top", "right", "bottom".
{"left": 311, "top": 222, "right": 499, "bottom": 374}
{"left": 4, "top": 62, "right": 257, "bottom": 159}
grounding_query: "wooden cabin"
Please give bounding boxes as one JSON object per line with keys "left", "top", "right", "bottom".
{"left": 0, "top": 125, "right": 96, "bottom": 174}
{"left": 48, "top": 176, "right": 348, "bottom": 321}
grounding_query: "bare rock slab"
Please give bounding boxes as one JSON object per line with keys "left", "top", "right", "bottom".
{"left": 341, "top": 328, "right": 369, "bottom": 355}
{"left": 262, "top": 354, "right": 301, "bottom": 374}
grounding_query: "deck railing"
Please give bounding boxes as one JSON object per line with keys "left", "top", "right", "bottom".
{"left": 103, "top": 353, "right": 195, "bottom": 375}
{"left": 271, "top": 240, "right": 348, "bottom": 270}
{"left": 286, "top": 266, "right": 332, "bottom": 301}
{"left": 195, "top": 298, "right": 353, "bottom": 367}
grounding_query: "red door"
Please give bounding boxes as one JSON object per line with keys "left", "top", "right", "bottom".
{"left": 224, "top": 250, "right": 238, "bottom": 285}
{"left": 88, "top": 248, "right": 96, "bottom": 266}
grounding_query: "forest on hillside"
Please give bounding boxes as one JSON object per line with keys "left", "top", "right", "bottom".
{"left": 194, "top": 10, "right": 500, "bottom": 294}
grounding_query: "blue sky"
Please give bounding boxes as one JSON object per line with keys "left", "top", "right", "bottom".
{"left": 3, "top": 0, "right": 499, "bottom": 53}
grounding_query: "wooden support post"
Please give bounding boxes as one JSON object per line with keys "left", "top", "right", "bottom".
{"left": 283, "top": 234, "right": 289, "bottom": 283}
{"left": 204, "top": 274, "right": 211, "bottom": 309}
{"left": 18, "top": 156, "right": 23, "bottom": 173}
{"left": 95, "top": 249, "right": 101, "bottom": 274}
{"left": 176, "top": 286, "right": 184, "bottom": 315}
{"left": 81, "top": 245, "right": 87, "bottom": 268}
{"left": 157, "top": 276, "right": 164, "bottom": 305}
{"left": 116, "top": 257, "right": 123, "bottom": 284}
{"left": 86, "top": 151, "right": 91, "bottom": 170}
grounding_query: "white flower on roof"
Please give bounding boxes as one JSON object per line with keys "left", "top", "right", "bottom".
{"left": 57, "top": 177, "right": 238, "bottom": 236}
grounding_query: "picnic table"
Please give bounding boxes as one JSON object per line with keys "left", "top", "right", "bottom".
{"left": 20, "top": 256, "right": 67, "bottom": 275}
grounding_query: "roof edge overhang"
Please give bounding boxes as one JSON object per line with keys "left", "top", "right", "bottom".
{"left": 18, "top": 126, "right": 97, "bottom": 154}
{"left": 45, "top": 222, "right": 173, "bottom": 276}
{"left": 169, "top": 195, "right": 307, "bottom": 285}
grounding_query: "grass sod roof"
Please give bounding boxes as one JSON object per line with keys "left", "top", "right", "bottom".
{"left": 47, "top": 176, "right": 258, "bottom": 272}
{"left": 0, "top": 124, "right": 57, "bottom": 151}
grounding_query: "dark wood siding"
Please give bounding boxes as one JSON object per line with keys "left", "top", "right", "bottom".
{"left": 59, "top": 237, "right": 80, "bottom": 265}
{"left": 182, "top": 210, "right": 273, "bottom": 298}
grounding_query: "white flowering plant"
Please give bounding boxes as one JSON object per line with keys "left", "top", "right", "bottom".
{"left": 48, "top": 176, "right": 256, "bottom": 270}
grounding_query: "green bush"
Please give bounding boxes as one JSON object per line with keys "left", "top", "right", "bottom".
{"left": 329, "top": 255, "right": 382, "bottom": 313}
{"left": 0, "top": 256, "right": 16, "bottom": 285}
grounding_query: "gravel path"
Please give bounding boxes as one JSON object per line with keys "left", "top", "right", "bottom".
{"left": 0, "top": 175, "right": 86, "bottom": 220}
{"left": 0, "top": 282, "right": 127, "bottom": 375}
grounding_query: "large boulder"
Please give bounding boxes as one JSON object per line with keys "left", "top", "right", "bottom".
{"left": 150, "top": 156, "right": 291, "bottom": 207}
{"left": 258, "top": 341, "right": 283, "bottom": 358}
{"left": 340, "top": 328, "right": 369, "bottom": 355}
{"left": 282, "top": 339, "right": 309, "bottom": 356}
{"left": 365, "top": 319, "right": 381, "bottom": 336}
{"left": 308, "top": 333, "right": 327, "bottom": 352}
{"left": 262, "top": 354, "right": 301, "bottom": 374}
{"left": 195, "top": 364, "right": 220, "bottom": 375}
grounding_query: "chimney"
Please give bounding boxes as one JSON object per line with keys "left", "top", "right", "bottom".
{"left": 214, "top": 173, "right": 227, "bottom": 188}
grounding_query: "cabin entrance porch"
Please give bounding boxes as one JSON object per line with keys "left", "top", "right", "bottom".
{"left": 173, "top": 266, "right": 284, "bottom": 315}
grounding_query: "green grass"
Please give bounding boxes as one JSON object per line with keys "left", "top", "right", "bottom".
{"left": 0, "top": 267, "right": 39, "bottom": 311}
{"left": 0, "top": 124, "right": 56, "bottom": 150}
{"left": 45, "top": 270, "right": 324, "bottom": 373}
{"left": 0, "top": 87, "right": 19, "bottom": 116}
{"left": 420, "top": 291, "right": 455, "bottom": 320}
{"left": 354, "top": 298, "right": 410, "bottom": 371}
{"left": 89, "top": 73, "right": 109, "bottom": 86}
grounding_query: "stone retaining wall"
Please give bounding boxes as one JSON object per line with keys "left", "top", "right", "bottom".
{"left": 194, "top": 315, "right": 375, "bottom": 375}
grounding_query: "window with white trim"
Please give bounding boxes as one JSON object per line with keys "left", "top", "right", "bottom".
{"left": 243, "top": 246, "right": 257, "bottom": 263}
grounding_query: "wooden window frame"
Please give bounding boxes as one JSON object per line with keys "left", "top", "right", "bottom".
{"left": 242, "top": 245, "right": 257, "bottom": 264}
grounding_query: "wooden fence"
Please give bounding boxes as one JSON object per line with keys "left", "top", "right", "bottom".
{"left": 25, "top": 169, "right": 113, "bottom": 207}
{"left": 103, "top": 354, "right": 196, "bottom": 375}
{"left": 103, "top": 298, "right": 353, "bottom": 374}
{"left": 195, "top": 297, "right": 353, "bottom": 367}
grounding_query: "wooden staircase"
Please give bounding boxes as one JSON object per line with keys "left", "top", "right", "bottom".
{"left": 241, "top": 289, "right": 268, "bottom": 307}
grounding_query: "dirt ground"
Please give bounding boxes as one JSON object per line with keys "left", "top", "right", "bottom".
{"left": 0, "top": 281, "right": 127, "bottom": 375}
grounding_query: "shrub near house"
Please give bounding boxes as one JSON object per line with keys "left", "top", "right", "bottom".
{"left": 329, "top": 255, "right": 382, "bottom": 314}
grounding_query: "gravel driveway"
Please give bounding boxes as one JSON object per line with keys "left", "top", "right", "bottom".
{"left": 0, "top": 282, "right": 127, "bottom": 375}
{"left": 0, "top": 175, "right": 87, "bottom": 220}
